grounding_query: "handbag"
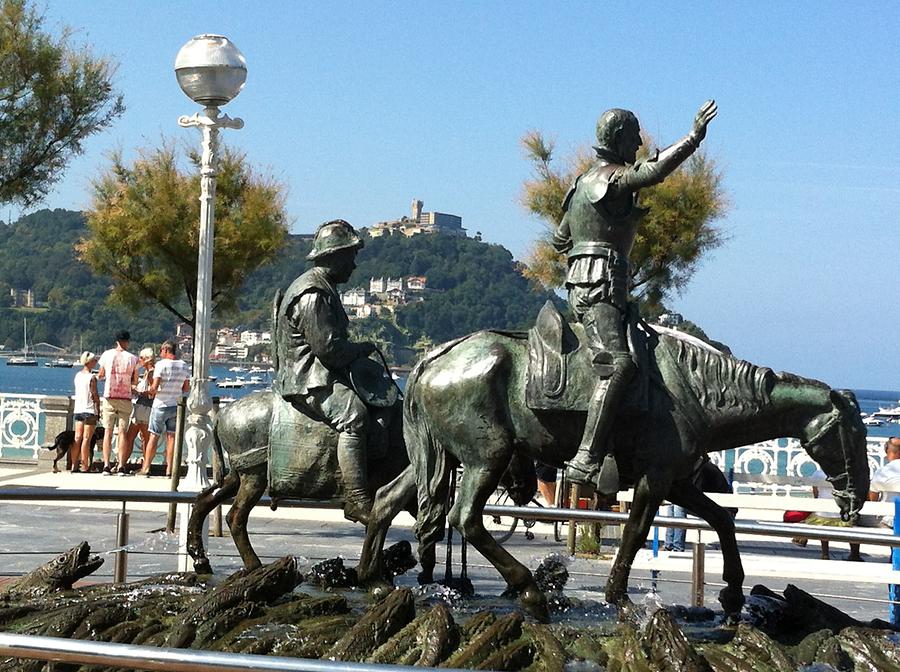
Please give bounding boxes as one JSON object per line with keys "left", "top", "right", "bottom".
{"left": 783, "top": 510, "right": 811, "bottom": 523}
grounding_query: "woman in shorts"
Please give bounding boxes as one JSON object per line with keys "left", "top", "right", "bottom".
{"left": 72, "top": 351, "right": 100, "bottom": 472}
{"left": 119, "top": 348, "right": 155, "bottom": 475}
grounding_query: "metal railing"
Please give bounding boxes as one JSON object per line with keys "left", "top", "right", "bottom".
{"left": 0, "top": 633, "right": 469, "bottom": 671}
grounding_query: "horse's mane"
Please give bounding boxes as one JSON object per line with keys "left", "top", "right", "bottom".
{"left": 660, "top": 332, "right": 776, "bottom": 414}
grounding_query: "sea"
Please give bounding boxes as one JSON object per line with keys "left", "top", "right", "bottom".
{"left": 0, "top": 361, "right": 897, "bottom": 441}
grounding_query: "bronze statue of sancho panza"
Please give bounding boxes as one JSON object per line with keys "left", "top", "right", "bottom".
{"left": 556, "top": 100, "right": 718, "bottom": 494}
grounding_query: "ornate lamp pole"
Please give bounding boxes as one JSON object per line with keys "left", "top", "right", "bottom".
{"left": 175, "top": 35, "right": 246, "bottom": 489}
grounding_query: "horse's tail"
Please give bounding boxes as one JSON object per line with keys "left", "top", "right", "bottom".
{"left": 404, "top": 361, "right": 451, "bottom": 562}
{"left": 204, "top": 413, "right": 228, "bottom": 496}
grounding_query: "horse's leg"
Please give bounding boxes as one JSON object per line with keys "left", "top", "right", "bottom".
{"left": 358, "top": 466, "right": 417, "bottom": 586}
{"left": 187, "top": 471, "right": 240, "bottom": 574}
{"left": 668, "top": 482, "right": 745, "bottom": 621}
{"left": 451, "top": 464, "right": 549, "bottom": 622}
{"left": 605, "top": 473, "right": 666, "bottom": 610}
{"left": 226, "top": 466, "right": 267, "bottom": 571}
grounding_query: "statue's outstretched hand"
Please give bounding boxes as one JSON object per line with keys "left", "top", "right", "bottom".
{"left": 692, "top": 100, "right": 717, "bottom": 142}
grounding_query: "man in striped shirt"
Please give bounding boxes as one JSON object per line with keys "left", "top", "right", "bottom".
{"left": 141, "top": 340, "right": 190, "bottom": 477}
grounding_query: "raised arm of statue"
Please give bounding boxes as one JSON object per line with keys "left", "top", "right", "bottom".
{"left": 610, "top": 100, "right": 717, "bottom": 195}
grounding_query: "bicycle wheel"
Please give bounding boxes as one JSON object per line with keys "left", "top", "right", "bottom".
{"left": 485, "top": 488, "right": 518, "bottom": 543}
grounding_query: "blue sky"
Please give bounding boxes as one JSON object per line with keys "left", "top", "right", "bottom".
{"left": 30, "top": 2, "right": 900, "bottom": 390}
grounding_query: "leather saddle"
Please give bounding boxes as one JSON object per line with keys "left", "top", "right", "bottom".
{"left": 525, "top": 300, "right": 652, "bottom": 413}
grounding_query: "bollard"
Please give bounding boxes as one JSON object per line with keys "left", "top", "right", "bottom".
{"left": 166, "top": 399, "right": 187, "bottom": 534}
{"left": 567, "top": 482, "right": 580, "bottom": 555}
{"left": 691, "top": 540, "right": 705, "bottom": 607}
{"left": 891, "top": 500, "right": 900, "bottom": 624}
{"left": 113, "top": 504, "right": 129, "bottom": 584}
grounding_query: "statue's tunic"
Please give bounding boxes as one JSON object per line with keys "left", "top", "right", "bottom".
{"left": 553, "top": 137, "right": 700, "bottom": 318}
{"left": 273, "top": 266, "right": 367, "bottom": 435}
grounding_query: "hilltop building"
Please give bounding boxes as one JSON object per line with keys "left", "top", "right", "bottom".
{"left": 368, "top": 199, "right": 466, "bottom": 238}
{"left": 9, "top": 288, "right": 34, "bottom": 308}
{"left": 341, "top": 275, "right": 428, "bottom": 319}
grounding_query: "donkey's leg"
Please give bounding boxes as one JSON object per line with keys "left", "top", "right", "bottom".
{"left": 358, "top": 466, "right": 417, "bottom": 586}
{"left": 226, "top": 466, "right": 267, "bottom": 572}
{"left": 605, "top": 473, "right": 666, "bottom": 609}
{"left": 187, "top": 471, "right": 240, "bottom": 574}
{"left": 668, "top": 483, "right": 744, "bottom": 621}
{"left": 451, "top": 463, "right": 549, "bottom": 622}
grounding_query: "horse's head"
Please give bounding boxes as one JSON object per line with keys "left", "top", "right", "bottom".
{"left": 802, "top": 389, "right": 869, "bottom": 521}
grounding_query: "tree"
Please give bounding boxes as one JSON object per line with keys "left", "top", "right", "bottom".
{"left": 78, "top": 142, "right": 289, "bottom": 330}
{"left": 520, "top": 127, "right": 728, "bottom": 313}
{"left": 0, "top": 0, "right": 124, "bottom": 206}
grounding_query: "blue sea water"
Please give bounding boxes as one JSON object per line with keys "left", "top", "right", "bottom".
{"left": 1, "top": 360, "right": 897, "bottom": 439}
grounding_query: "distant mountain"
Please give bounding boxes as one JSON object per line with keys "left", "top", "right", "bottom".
{"left": 0, "top": 209, "right": 559, "bottom": 359}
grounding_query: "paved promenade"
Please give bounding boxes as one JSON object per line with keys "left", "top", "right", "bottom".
{"left": 0, "top": 463, "right": 896, "bottom": 625}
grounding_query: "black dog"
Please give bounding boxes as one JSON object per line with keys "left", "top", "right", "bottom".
{"left": 45, "top": 427, "right": 105, "bottom": 473}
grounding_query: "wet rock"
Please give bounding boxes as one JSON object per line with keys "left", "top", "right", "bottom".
{"left": 641, "top": 609, "right": 711, "bottom": 672}
{"left": 565, "top": 631, "right": 609, "bottom": 666}
{"left": 791, "top": 628, "right": 834, "bottom": 666}
{"left": 836, "top": 626, "right": 900, "bottom": 671}
{"left": 368, "top": 602, "right": 459, "bottom": 665}
{"left": 522, "top": 622, "right": 567, "bottom": 672}
{"left": 165, "top": 556, "right": 301, "bottom": 648}
{"left": 702, "top": 623, "right": 795, "bottom": 672}
{"left": 480, "top": 639, "right": 534, "bottom": 671}
{"left": 665, "top": 603, "right": 716, "bottom": 623}
{"left": 71, "top": 604, "right": 134, "bottom": 640}
{"left": 191, "top": 602, "right": 263, "bottom": 649}
{"left": 534, "top": 557, "right": 569, "bottom": 592}
{"left": 442, "top": 611, "right": 524, "bottom": 669}
{"left": 306, "top": 557, "right": 358, "bottom": 588}
{"left": 602, "top": 623, "right": 653, "bottom": 672}
{"left": 459, "top": 610, "right": 498, "bottom": 641}
{"left": 1, "top": 542, "right": 102, "bottom": 598}
{"left": 382, "top": 540, "right": 417, "bottom": 578}
{"left": 325, "top": 587, "right": 416, "bottom": 661}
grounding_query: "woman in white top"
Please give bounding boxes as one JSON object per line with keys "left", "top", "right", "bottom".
{"left": 72, "top": 351, "right": 100, "bottom": 472}
{"left": 119, "top": 348, "right": 155, "bottom": 475}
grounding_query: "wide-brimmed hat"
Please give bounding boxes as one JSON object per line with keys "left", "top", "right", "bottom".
{"left": 306, "top": 219, "right": 364, "bottom": 260}
{"left": 80, "top": 351, "right": 98, "bottom": 366}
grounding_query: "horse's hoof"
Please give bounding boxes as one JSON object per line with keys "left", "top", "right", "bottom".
{"left": 193, "top": 559, "right": 213, "bottom": 576}
{"left": 718, "top": 586, "right": 745, "bottom": 620}
{"left": 519, "top": 584, "right": 550, "bottom": 623}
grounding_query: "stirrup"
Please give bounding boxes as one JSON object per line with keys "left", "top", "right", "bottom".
{"left": 595, "top": 454, "right": 620, "bottom": 495}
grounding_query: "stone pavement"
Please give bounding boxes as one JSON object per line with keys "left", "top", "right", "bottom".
{"left": 0, "top": 463, "right": 896, "bottom": 624}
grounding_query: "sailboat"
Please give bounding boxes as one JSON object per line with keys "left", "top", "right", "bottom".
{"left": 6, "top": 317, "right": 38, "bottom": 366}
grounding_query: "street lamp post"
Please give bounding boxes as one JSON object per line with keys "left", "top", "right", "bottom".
{"left": 175, "top": 35, "right": 246, "bottom": 491}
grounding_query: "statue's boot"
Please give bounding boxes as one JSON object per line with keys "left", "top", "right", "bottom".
{"left": 565, "top": 356, "right": 635, "bottom": 495}
{"left": 337, "top": 433, "right": 374, "bottom": 524}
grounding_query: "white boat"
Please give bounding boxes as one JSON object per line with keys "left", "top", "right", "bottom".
{"left": 45, "top": 357, "right": 75, "bottom": 368}
{"left": 216, "top": 378, "right": 246, "bottom": 389}
{"left": 873, "top": 403, "right": 900, "bottom": 421}
{"left": 228, "top": 366, "right": 248, "bottom": 372}
{"left": 863, "top": 414, "right": 884, "bottom": 427}
{"left": 6, "top": 318, "right": 37, "bottom": 366}
{"left": 247, "top": 375, "right": 265, "bottom": 385}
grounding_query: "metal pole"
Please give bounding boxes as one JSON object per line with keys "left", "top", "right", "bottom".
{"left": 166, "top": 399, "right": 187, "bottom": 533}
{"left": 212, "top": 397, "right": 223, "bottom": 537}
{"left": 567, "top": 482, "right": 580, "bottom": 555}
{"left": 891, "top": 499, "right": 900, "bottom": 624}
{"left": 113, "top": 503, "right": 129, "bottom": 584}
{"left": 691, "top": 541, "right": 706, "bottom": 607}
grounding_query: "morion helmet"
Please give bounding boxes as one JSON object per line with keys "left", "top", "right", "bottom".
{"left": 595, "top": 108, "right": 639, "bottom": 151}
{"left": 306, "top": 219, "right": 364, "bottom": 260}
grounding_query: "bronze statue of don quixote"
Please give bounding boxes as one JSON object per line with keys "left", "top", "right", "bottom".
{"left": 6, "top": 102, "right": 882, "bottom": 669}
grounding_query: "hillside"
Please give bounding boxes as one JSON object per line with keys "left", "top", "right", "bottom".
{"left": 0, "top": 210, "right": 558, "bottom": 357}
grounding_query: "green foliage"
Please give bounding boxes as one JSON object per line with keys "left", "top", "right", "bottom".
{"left": 0, "top": 0, "right": 124, "bottom": 206}
{"left": 520, "top": 128, "right": 728, "bottom": 313}
{"left": 79, "top": 141, "right": 288, "bottom": 327}
{"left": 0, "top": 211, "right": 559, "bottom": 360}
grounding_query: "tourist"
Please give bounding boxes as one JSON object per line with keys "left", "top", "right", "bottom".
{"left": 96, "top": 330, "right": 139, "bottom": 475}
{"left": 71, "top": 351, "right": 100, "bottom": 473}
{"left": 535, "top": 461, "right": 557, "bottom": 505}
{"left": 868, "top": 437, "right": 900, "bottom": 528}
{"left": 141, "top": 340, "right": 189, "bottom": 477}
{"left": 795, "top": 468, "right": 863, "bottom": 561}
{"left": 118, "top": 348, "right": 155, "bottom": 476}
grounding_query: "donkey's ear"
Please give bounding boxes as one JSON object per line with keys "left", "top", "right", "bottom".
{"left": 830, "top": 389, "right": 860, "bottom": 413}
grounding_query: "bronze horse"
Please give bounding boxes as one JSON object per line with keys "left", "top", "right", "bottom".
{"left": 186, "top": 390, "right": 411, "bottom": 577}
{"left": 395, "top": 325, "right": 869, "bottom": 621}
